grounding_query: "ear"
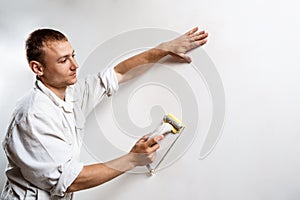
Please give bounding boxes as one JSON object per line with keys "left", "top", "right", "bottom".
{"left": 29, "top": 61, "right": 44, "bottom": 77}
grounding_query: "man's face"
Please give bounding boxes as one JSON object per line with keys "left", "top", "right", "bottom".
{"left": 40, "top": 40, "right": 78, "bottom": 89}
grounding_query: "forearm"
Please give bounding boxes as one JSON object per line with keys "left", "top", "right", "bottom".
{"left": 114, "top": 47, "right": 170, "bottom": 83}
{"left": 114, "top": 46, "right": 169, "bottom": 75}
{"left": 67, "top": 154, "right": 135, "bottom": 193}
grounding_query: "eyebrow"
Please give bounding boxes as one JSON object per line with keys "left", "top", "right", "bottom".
{"left": 57, "top": 50, "right": 75, "bottom": 61}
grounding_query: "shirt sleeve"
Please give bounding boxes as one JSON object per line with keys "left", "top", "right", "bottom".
{"left": 75, "top": 67, "right": 119, "bottom": 117}
{"left": 98, "top": 67, "right": 119, "bottom": 97}
{"left": 4, "top": 112, "right": 83, "bottom": 197}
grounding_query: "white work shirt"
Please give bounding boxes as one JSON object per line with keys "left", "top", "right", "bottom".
{"left": 1, "top": 68, "right": 119, "bottom": 199}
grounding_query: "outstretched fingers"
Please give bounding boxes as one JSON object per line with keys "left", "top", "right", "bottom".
{"left": 189, "top": 31, "right": 208, "bottom": 42}
{"left": 185, "top": 27, "right": 199, "bottom": 35}
{"left": 195, "top": 38, "right": 208, "bottom": 46}
{"left": 188, "top": 30, "right": 208, "bottom": 50}
{"left": 157, "top": 26, "right": 208, "bottom": 63}
{"left": 193, "top": 31, "right": 208, "bottom": 40}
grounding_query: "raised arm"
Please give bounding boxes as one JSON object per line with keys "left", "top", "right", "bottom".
{"left": 114, "top": 27, "right": 208, "bottom": 83}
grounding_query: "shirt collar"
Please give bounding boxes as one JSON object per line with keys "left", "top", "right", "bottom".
{"left": 35, "top": 79, "right": 74, "bottom": 113}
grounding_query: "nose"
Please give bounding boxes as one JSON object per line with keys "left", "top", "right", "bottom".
{"left": 70, "top": 57, "right": 79, "bottom": 70}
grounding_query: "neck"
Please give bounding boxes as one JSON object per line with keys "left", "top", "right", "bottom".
{"left": 51, "top": 87, "right": 67, "bottom": 101}
{"left": 42, "top": 82, "right": 67, "bottom": 101}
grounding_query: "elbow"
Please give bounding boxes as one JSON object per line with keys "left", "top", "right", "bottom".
{"left": 66, "top": 184, "right": 75, "bottom": 193}
{"left": 66, "top": 183, "right": 80, "bottom": 193}
{"left": 114, "top": 70, "right": 124, "bottom": 84}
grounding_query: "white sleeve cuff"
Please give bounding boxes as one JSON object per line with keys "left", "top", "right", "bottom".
{"left": 50, "top": 161, "right": 83, "bottom": 198}
{"left": 98, "top": 67, "right": 119, "bottom": 96}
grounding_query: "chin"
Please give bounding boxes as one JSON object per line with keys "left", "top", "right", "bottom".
{"left": 70, "top": 77, "right": 77, "bottom": 85}
{"left": 66, "top": 81, "right": 76, "bottom": 86}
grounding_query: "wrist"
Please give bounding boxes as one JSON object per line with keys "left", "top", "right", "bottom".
{"left": 156, "top": 42, "right": 171, "bottom": 55}
{"left": 124, "top": 153, "right": 138, "bottom": 170}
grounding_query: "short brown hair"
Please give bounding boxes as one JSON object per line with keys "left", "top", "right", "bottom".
{"left": 25, "top": 28, "right": 68, "bottom": 65}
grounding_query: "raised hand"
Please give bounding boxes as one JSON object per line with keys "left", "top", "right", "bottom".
{"left": 157, "top": 27, "right": 208, "bottom": 63}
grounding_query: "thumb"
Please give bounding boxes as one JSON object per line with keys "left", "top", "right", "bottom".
{"left": 178, "top": 53, "right": 192, "bottom": 63}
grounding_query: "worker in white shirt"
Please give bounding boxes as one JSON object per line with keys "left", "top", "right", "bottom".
{"left": 1, "top": 27, "right": 208, "bottom": 199}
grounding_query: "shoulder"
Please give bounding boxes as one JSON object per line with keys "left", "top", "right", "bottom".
{"left": 13, "top": 88, "right": 59, "bottom": 124}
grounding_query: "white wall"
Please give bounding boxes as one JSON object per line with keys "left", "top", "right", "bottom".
{"left": 1, "top": 0, "right": 300, "bottom": 199}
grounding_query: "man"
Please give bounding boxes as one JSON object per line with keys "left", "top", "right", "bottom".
{"left": 1, "top": 27, "right": 208, "bottom": 199}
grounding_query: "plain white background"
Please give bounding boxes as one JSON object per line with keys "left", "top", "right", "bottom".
{"left": 1, "top": 0, "right": 300, "bottom": 199}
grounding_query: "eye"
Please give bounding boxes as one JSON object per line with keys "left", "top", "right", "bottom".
{"left": 59, "top": 58, "right": 67, "bottom": 63}
{"left": 72, "top": 53, "right": 76, "bottom": 58}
